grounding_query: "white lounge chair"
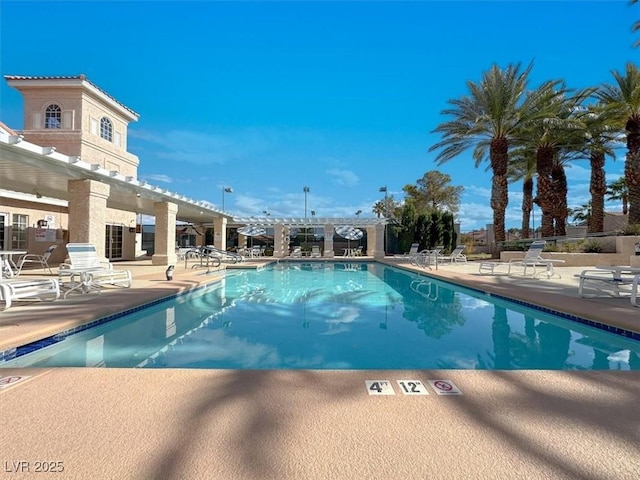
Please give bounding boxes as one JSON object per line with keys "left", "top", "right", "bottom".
{"left": 438, "top": 245, "right": 467, "bottom": 264}
{"left": 17, "top": 244, "right": 57, "bottom": 275}
{"left": 290, "top": 247, "right": 302, "bottom": 258}
{"left": 0, "top": 277, "right": 60, "bottom": 310}
{"left": 507, "top": 240, "right": 565, "bottom": 278}
{"left": 575, "top": 267, "right": 635, "bottom": 303}
{"left": 310, "top": 246, "right": 321, "bottom": 258}
{"left": 394, "top": 243, "right": 420, "bottom": 259}
{"left": 58, "top": 243, "right": 132, "bottom": 298}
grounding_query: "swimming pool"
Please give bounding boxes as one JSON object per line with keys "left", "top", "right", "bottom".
{"left": 1, "top": 262, "right": 639, "bottom": 370}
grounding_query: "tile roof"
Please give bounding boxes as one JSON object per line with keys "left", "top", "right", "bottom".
{"left": 4, "top": 74, "right": 139, "bottom": 118}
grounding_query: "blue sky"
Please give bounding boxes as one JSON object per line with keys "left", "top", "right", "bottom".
{"left": 1, "top": 1, "right": 638, "bottom": 230}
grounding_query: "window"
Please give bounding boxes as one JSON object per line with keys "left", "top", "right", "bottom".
{"left": 100, "top": 117, "right": 113, "bottom": 142}
{"left": 45, "top": 104, "right": 61, "bottom": 129}
{"left": 11, "top": 214, "right": 28, "bottom": 250}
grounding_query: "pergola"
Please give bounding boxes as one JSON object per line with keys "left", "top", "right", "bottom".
{"left": 0, "top": 130, "right": 231, "bottom": 264}
{"left": 231, "top": 217, "right": 388, "bottom": 258}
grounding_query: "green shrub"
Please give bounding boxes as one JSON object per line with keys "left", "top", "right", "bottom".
{"left": 620, "top": 224, "right": 640, "bottom": 236}
{"left": 500, "top": 241, "right": 528, "bottom": 251}
{"left": 582, "top": 240, "right": 603, "bottom": 253}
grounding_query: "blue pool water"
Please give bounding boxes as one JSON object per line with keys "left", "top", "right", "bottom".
{"left": 1, "top": 262, "right": 639, "bottom": 370}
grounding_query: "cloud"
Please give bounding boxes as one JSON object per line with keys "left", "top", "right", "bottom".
{"left": 144, "top": 174, "right": 173, "bottom": 183}
{"left": 464, "top": 185, "right": 491, "bottom": 199}
{"left": 129, "top": 126, "right": 326, "bottom": 166}
{"left": 326, "top": 168, "right": 359, "bottom": 187}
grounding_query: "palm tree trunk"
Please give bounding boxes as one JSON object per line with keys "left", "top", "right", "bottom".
{"left": 490, "top": 138, "right": 509, "bottom": 244}
{"left": 626, "top": 124, "right": 640, "bottom": 223}
{"left": 551, "top": 163, "right": 568, "bottom": 236}
{"left": 589, "top": 151, "right": 606, "bottom": 233}
{"left": 521, "top": 177, "right": 533, "bottom": 238}
{"left": 536, "top": 146, "right": 555, "bottom": 238}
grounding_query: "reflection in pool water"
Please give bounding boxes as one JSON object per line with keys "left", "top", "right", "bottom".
{"left": 1, "top": 262, "right": 639, "bottom": 370}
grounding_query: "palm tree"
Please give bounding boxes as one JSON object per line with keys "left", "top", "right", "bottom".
{"left": 606, "top": 177, "right": 629, "bottom": 214}
{"left": 430, "top": 62, "right": 534, "bottom": 244}
{"left": 513, "top": 82, "right": 590, "bottom": 237}
{"left": 372, "top": 200, "right": 385, "bottom": 218}
{"left": 507, "top": 148, "right": 536, "bottom": 238}
{"left": 631, "top": 0, "right": 640, "bottom": 48}
{"left": 597, "top": 62, "right": 640, "bottom": 224}
{"left": 569, "top": 202, "right": 591, "bottom": 226}
{"left": 579, "top": 104, "right": 620, "bottom": 232}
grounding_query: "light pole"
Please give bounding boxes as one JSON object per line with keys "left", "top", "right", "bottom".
{"left": 303, "top": 186, "right": 310, "bottom": 218}
{"left": 379, "top": 186, "right": 388, "bottom": 254}
{"left": 531, "top": 204, "right": 536, "bottom": 239}
{"left": 222, "top": 186, "right": 233, "bottom": 211}
{"left": 355, "top": 209, "right": 362, "bottom": 218}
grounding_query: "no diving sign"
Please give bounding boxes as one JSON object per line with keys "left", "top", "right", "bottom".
{"left": 428, "top": 379, "right": 463, "bottom": 395}
{"left": 0, "top": 375, "right": 31, "bottom": 389}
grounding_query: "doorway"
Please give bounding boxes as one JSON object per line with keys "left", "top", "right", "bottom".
{"left": 0, "top": 213, "right": 7, "bottom": 250}
{"left": 105, "top": 224, "right": 124, "bottom": 260}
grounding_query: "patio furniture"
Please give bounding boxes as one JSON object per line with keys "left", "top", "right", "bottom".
{"left": 17, "top": 244, "right": 57, "bottom": 275}
{"left": 394, "top": 243, "right": 420, "bottom": 259}
{"left": 438, "top": 245, "right": 467, "bottom": 264}
{"left": 478, "top": 261, "right": 508, "bottom": 275}
{"left": 58, "top": 243, "right": 132, "bottom": 298}
{"left": 507, "top": 241, "right": 565, "bottom": 278}
{"left": 576, "top": 266, "right": 640, "bottom": 298}
{"left": 0, "top": 277, "right": 60, "bottom": 310}
{"left": 0, "top": 250, "right": 28, "bottom": 278}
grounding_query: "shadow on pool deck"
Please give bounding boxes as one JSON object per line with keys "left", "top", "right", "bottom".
{"left": 1, "top": 258, "right": 639, "bottom": 479}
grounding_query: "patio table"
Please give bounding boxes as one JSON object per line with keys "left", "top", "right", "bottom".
{"left": 0, "top": 250, "right": 27, "bottom": 278}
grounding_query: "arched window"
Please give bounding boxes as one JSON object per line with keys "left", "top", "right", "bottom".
{"left": 100, "top": 117, "right": 113, "bottom": 142}
{"left": 45, "top": 104, "right": 61, "bottom": 129}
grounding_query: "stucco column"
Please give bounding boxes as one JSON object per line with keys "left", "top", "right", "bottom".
{"left": 67, "top": 179, "right": 110, "bottom": 258}
{"left": 195, "top": 225, "right": 205, "bottom": 248}
{"left": 367, "top": 224, "right": 385, "bottom": 259}
{"left": 213, "top": 216, "right": 228, "bottom": 250}
{"left": 238, "top": 233, "right": 247, "bottom": 251}
{"left": 323, "top": 223, "right": 335, "bottom": 257}
{"left": 273, "top": 223, "right": 285, "bottom": 258}
{"left": 152, "top": 201, "right": 178, "bottom": 266}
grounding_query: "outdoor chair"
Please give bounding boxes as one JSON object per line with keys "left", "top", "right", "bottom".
{"left": 394, "top": 243, "right": 420, "bottom": 259}
{"left": 576, "top": 267, "right": 638, "bottom": 299}
{"left": 0, "top": 277, "right": 60, "bottom": 310}
{"left": 438, "top": 245, "right": 467, "bottom": 264}
{"left": 507, "top": 240, "right": 565, "bottom": 278}
{"left": 310, "top": 245, "right": 321, "bottom": 258}
{"left": 58, "top": 243, "right": 132, "bottom": 298}
{"left": 17, "top": 244, "right": 57, "bottom": 275}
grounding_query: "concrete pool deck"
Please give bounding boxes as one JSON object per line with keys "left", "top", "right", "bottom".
{"left": 1, "top": 258, "right": 639, "bottom": 479}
